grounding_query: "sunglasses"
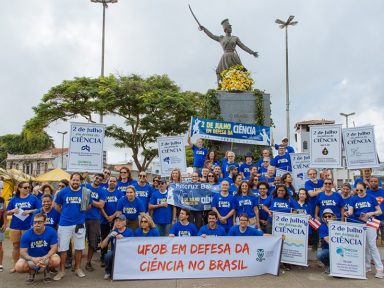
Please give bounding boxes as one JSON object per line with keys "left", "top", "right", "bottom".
{"left": 323, "top": 215, "right": 334, "bottom": 219}
{"left": 139, "top": 175, "right": 146, "bottom": 178}
{"left": 159, "top": 182, "right": 166, "bottom": 185}
{"left": 58, "top": 185, "right": 65, "bottom": 188}
{"left": 324, "top": 183, "right": 332, "bottom": 185}
{"left": 120, "top": 171, "right": 128, "bottom": 174}
{"left": 141, "top": 220, "right": 148, "bottom": 223}
{"left": 104, "top": 171, "right": 111, "bottom": 175}
{"left": 208, "top": 175, "right": 214, "bottom": 177}
{"left": 153, "top": 180, "right": 159, "bottom": 183}
{"left": 355, "top": 189, "right": 364, "bottom": 192}
{"left": 21, "top": 186, "right": 30, "bottom": 189}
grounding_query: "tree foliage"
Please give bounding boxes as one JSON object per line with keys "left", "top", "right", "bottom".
{"left": 29, "top": 74, "right": 202, "bottom": 171}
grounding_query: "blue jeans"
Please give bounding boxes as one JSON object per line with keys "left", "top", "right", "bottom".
{"left": 156, "top": 224, "right": 171, "bottom": 236}
{"left": 104, "top": 251, "right": 114, "bottom": 275}
{"left": 316, "top": 249, "right": 329, "bottom": 267}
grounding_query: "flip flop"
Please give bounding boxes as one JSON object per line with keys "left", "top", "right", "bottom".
{"left": 0, "top": 265, "right": 3, "bottom": 272}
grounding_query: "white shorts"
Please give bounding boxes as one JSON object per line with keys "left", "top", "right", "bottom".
{"left": 57, "top": 225, "right": 86, "bottom": 252}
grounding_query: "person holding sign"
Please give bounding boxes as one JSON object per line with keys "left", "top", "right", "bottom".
{"left": 198, "top": 211, "right": 226, "bottom": 237}
{"left": 211, "top": 180, "right": 236, "bottom": 233}
{"left": 6, "top": 181, "right": 41, "bottom": 273}
{"left": 100, "top": 214, "right": 133, "bottom": 280}
{"left": 134, "top": 214, "right": 160, "bottom": 237}
{"left": 316, "top": 208, "right": 336, "bottom": 274}
{"left": 169, "top": 208, "right": 198, "bottom": 237}
{"left": 345, "top": 182, "right": 384, "bottom": 278}
{"left": 149, "top": 178, "right": 173, "bottom": 236}
{"left": 228, "top": 214, "right": 264, "bottom": 236}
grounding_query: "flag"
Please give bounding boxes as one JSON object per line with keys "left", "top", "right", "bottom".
{"left": 367, "top": 217, "right": 381, "bottom": 229}
{"left": 308, "top": 218, "right": 321, "bottom": 230}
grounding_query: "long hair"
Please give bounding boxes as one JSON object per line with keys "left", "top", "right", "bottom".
{"left": 169, "top": 168, "right": 182, "bottom": 183}
{"left": 119, "top": 166, "right": 133, "bottom": 182}
{"left": 281, "top": 173, "right": 295, "bottom": 195}
{"left": 236, "top": 181, "right": 251, "bottom": 196}
{"left": 272, "top": 185, "right": 290, "bottom": 200}
{"left": 16, "top": 181, "right": 28, "bottom": 198}
{"left": 140, "top": 214, "right": 156, "bottom": 229}
{"left": 296, "top": 188, "right": 309, "bottom": 203}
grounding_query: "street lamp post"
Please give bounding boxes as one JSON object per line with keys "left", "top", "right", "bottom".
{"left": 340, "top": 112, "right": 355, "bottom": 128}
{"left": 339, "top": 112, "right": 355, "bottom": 182}
{"left": 91, "top": 0, "right": 118, "bottom": 123}
{"left": 275, "top": 16, "right": 298, "bottom": 143}
{"left": 57, "top": 131, "right": 68, "bottom": 169}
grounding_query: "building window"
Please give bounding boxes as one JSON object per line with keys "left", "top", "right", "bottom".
{"left": 303, "top": 141, "right": 308, "bottom": 150}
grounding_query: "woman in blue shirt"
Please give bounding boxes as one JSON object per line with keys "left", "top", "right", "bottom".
{"left": 116, "top": 186, "right": 145, "bottom": 231}
{"left": 234, "top": 181, "right": 259, "bottom": 228}
{"left": 134, "top": 214, "right": 160, "bottom": 237}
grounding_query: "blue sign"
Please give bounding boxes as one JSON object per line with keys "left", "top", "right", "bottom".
{"left": 167, "top": 183, "right": 221, "bottom": 211}
{"left": 190, "top": 116, "right": 271, "bottom": 145}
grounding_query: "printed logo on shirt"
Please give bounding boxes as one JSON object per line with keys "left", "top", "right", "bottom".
{"left": 278, "top": 159, "right": 288, "bottom": 164}
{"left": 156, "top": 198, "right": 167, "bottom": 205}
{"left": 178, "top": 230, "right": 191, "bottom": 237}
{"left": 239, "top": 199, "right": 252, "bottom": 206}
{"left": 376, "top": 197, "right": 384, "bottom": 205}
{"left": 218, "top": 201, "right": 231, "bottom": 208}
{"left": 273, "top": 202, "right": 289, "bottom": 209}
{"left": 355, "top": 201, "right": 372, "bottom": 209}
{"left": 15, "top": 202, "right": 32, "bottom": 209}
{"left": 106, "top": 195, "right": 118, "bottom": 202}
{"left": 46, "top": 217, "right": 54, "bottom": 225}
{"left": 30, "top": 240, "right": 48, "bottom": 249}
{"left": 136, "top": 191, "right": 148, "bottom": 197}
{"left": 90, "top": 191, "right": 99, "bottom": 200}
{"left": 321, "top": 200, "right": 336, "bottom": 206}
{"left": 66, "top": 196, "right": 81, "bottom": 204}
{"left": 196, "top": 150, "right": 205, "bottom": 155}
{"left": 123, "top": 207, "right": 137, "bottom": 214}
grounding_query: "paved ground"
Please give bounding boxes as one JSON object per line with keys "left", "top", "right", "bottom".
{"left": 1, "top": 239, "right": 384, "bottom": 288}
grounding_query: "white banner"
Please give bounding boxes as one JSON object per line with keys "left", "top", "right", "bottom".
{"left": 290, "top": 153, "right": 311, "bottom": 190}
{"left": 309, "top": 124, "right": 342, "bottom": 168}
{"left": 342, "top": 126, "right": 379, "bottom": 169}
{"left": 329, "top": 221, "right": 366, "bottom": 279}
{"left": 157, "top": 136, "right": 187, "bottom": 177}
{"left": 113, "top": 236, "right": 282, "bottom": 280}
{"left": 272, "top": 212, "right": 309, "bottom": 266}
{"left": 67, "top": 122, "right": 105, "bottom": 173}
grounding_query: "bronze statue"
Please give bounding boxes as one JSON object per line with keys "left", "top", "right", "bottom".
{"left": 199, "top": 19, "right": 259, "bottom": 82}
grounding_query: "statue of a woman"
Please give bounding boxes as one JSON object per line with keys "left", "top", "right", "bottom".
{"left": 200, "top": 19, "right": 258, "bottom": 82}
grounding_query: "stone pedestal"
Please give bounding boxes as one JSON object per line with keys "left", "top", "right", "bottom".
{"left": 216, "top": 91, "right": 271, "bottom": 156}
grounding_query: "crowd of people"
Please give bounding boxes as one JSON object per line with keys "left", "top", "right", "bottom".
{"left": 0, "top": 137, "right": 383, "bottom": 282}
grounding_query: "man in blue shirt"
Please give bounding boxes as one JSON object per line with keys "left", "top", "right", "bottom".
{"left": 211, "top": 180, "right": 236, "bottom": 233}
{"left": 221, "top": 151, "right": 239, "bottom": 178}
{"left": 272, "top": 145, "right": 292, "bottom": 172}
{"left": 169, "top": 208, "right": 198, "bottom": 237}
{"left": 272, "top": 137, "right": 295, "bottom": 154}
{"left": 198, "top": 211, "right": 226, "bottom": 237}
{"left": 133, "top": 171, "right": 152, "bottom": 212}
{"left": 239, "top": 152, "right": 255, "bottom": 179}
{"left": 188, "top": 133, "right": 208, "bottom": 174}
{"left": 54, "top": 173, "right": 91, "bottom": 281}
{"left": 316, "top": 209, "right": 336, "bottom": 274}
{"left": 228, "top": 214, "right": 264, "bottom": 236}
{"left": 85, "top": 174, "right": 106, "bottom": 272}
{"left": 15, "top": 213, "right": 60, "bottom": 282}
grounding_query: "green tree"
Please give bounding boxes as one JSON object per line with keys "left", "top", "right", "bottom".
{"left": 29, "top": 74, "right": 202, "bottom": 171}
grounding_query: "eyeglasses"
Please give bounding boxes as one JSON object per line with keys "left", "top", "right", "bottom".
{"left": 153, "top": 180, "right": 159, "bottom": 183}
{"left": 120, "top": 171, "right": 128, "bottom": 174}
{"left": 208, "top": 175, "right": 214, "bottom": 178}
{"left": 139, "top": 175, "right": 146, "bottom": 178}
{"left": 159, "top": 182, "right": 166, "bottom": 185}
{"left": 33, "top": 221, "right": 44, "bottom": 225}
{"left": 355, "top": 189, "right": 364, "bottom": 192}
{"left": 21, "top": 186, "right": 30, "bottom": 189}
{"left": 141, "top": 220, "right": 148, "bottom": 223}
{"left": 104, "top": 171, "right": 111, "bottom": 175}
{"left": 58, "top": 185, "right": 65, "bottom": 188}
{"left": 323, "top": 215, "right": 333, "bottom": 219}
{"left": 324, "top": 183, "right": 332, "bottom": 185}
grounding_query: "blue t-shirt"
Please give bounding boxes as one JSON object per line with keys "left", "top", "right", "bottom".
{"left": 7, "top": 195, "right": 41, "bottom": 230}
{"left": 211, "top": 193, "right": 235, "bottom": 229}
{"left": 133, "top": 183, "right": 152, "bottom": 212}
{"left": 354, "top": 177, "right": 382, "bottom": 188}
{"left": 149, "top": 190, "right": 172, "bottom": 224}
{"left": 295, "top": 202, "right": 311, "bottom": 215}
{"left": 31, "top": 207, "right": 61, "bottom": 229}
{"left": 20, "top": 226, "right": 58, "bottom": 257}
{"left": 108, "top": 227, "right": 134, "bottom": 250}
{"left": 134, "top": 227, "right": 160, "bottom": 237}
{"left": 170, "top": 221, "right": 198, "bottom": 237}
{"left": 251, "top": 188, "right": 259, "bottom": 197}
{"left": 239, "top": 163, "right": 255, "bottom": 178}
{"left": 318, "top": 223, "right": 329, "bottom": 249}
{"left": 55, "top": 187, "right": 89, "bottom": 226}
{"left": 192, "top": 145, "right": 208, "bottom": 168}
{"left": 341, "top": 196, "right": 353, "bottom": 212}
{"left": 258, "top": 166, "right": 269, "bottom": 177}
{"left": 198, "top": 224, "right": 226, "bottom": 236}
{"left": 221, "top": 162, "right": 239, "bottom": 178}
{"left": 85, "top": 184, "right": 106, "bottom": 220}
{"left": 272, "top": 154, "right": 292, "bottom": 172}
{"left": 116, "top": 179, "right": 138, "bottom": 194}
{"left": 228, "top": 225, "right": 264, "bottom": 236}
{"left": 350, "top": 194, "right": 379, "bottom": 223}
{"left": 367, "top": 188, "right": 384, "bottom": 220}
{"left": 274, "top": 144, "right": 294, "bottom": 154}
{"left": 116, "top": 196, "right": 144, "bottom": 221}
{"left": 257, "top": 196, "right": 270, "bottom": 221}
{"left": 234, "top": 194, "right": 258, "bottom": 218}
{"left": 263, "top": 197, "right": 295, "bottom": 222}
{"left": 305, "top": 179, "right": 324, "bottom": 214}
{"left": 102, "top": 188, "right": 123, "bottom": 224}
{"left": 315, "top": 192, "right": 343, "bottom": 220}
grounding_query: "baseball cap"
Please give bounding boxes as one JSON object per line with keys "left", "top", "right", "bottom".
{"left": 228, "top": 165, "right": 237, "bottom": 171}
{"left": 116, "top": 214, "right": 127, "bottom": 221}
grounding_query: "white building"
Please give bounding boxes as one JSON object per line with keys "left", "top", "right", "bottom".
{"left": 6, "top": 148, "right": 68, "bottom": 176}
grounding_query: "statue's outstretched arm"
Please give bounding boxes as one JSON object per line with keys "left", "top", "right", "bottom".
{"left": 237, "top": 38, "right": 259, "bottom": 57}
{"left": 200, "top": 26, "right": 221, "bottom": 42}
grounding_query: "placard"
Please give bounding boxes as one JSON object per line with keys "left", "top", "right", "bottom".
{"left": 113, "top": 236, "right": 282, "bottom": 280}
{"left": 67, "top": 122, "right": 105, "bottom": 173}
{"left": 157, "top": 136, "right": 187, "bottom": 177}
{"left": 272, "top": 212, "right": 309, "bottom": 266}
{"left": 329, "top": 221, "right": 366, "bottom": 279}
{"left": 342, "top": 126, "right": 379, "bottom": 169}
{"left": 289, "top": 153, "right": 311, "bottom": 190}
{"left": 190, "top": 116, "right": 271, "bottom": 145}
{"left": 309, "top": 124, "right": 342, "bottom": 168}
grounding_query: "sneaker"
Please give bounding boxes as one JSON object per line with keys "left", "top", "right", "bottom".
{"left": 43, "top": 270, "right": 52, "bottom": 283}
{"left": 75, "top": 268, "right": 86, "bottom": 278}
{"left": 104, "top": 273, "right": 111, "bottom": 280}
{"left": 26, "top": 271, "right": 36, "bottom": 284}
{"left": 53, "top": 271, "right": 65, "bottom": 281}
{"left": 85, "top": 262, "right": 95, "bottom": 272}
{"left": 375, "top": 269, "right": 384, "bottom": 279}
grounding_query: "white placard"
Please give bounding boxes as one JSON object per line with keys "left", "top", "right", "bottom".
{"left": 329, "top": 221, "right": 366, "bottom": 279}
{"left": 113, "top": 236, "right": 282, "bottom": 280}
{"left": 157, "top": 136, "right": 186, "bottom": 177}
{"left": 342, "top": 126, "right": 379, "bottom": 169}
{"left": 309, "top": 124, "right": 342, "bottom": 168}
{"left": 290, "top": 153, "right": 311, "bottom": 190}
{"left": 272, "top": 212, "right": 309, "bottom": 266}
{"left": 67, "top": 122, "right": 105, "bottom": 173}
